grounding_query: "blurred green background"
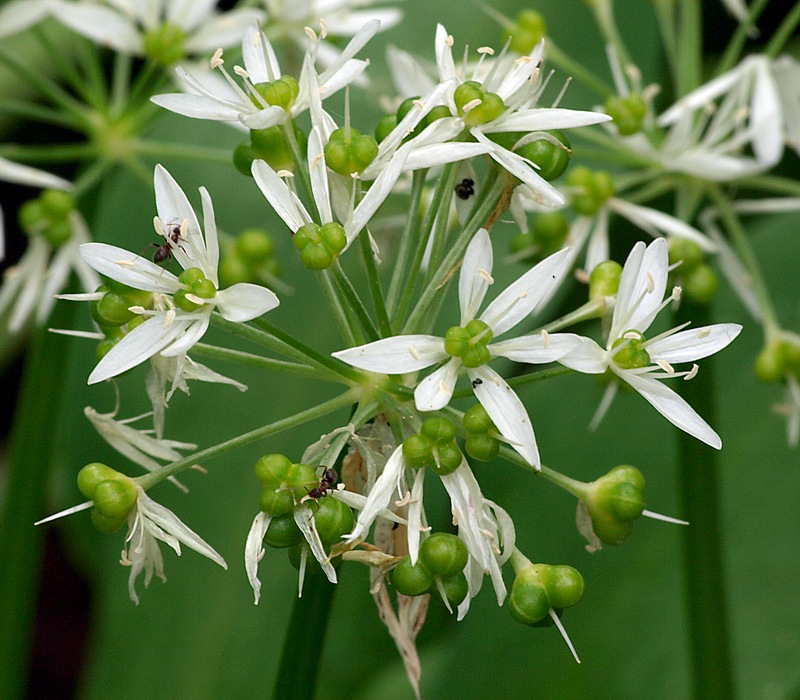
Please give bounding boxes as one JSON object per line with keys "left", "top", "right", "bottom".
{"left": 1, "top": 1, "right": 799, "bottom": 698}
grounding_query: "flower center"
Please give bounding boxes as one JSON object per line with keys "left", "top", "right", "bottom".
{"left": 444, "top": 319, "right": 493, "bottom": 368}
{"left": 174, "top": 267, "right": 216, "bottom": 311}
{"left": 143, "top": 24, "right": 187, "bottom": 66}
{"left": 611, "top": 330, "right": 651, "bottom": 369}
{"left": 454, "top": 80, "right": 506, "bottom": 127}
{"left": 251, "top": 75, "right": 300, "bottom": 111}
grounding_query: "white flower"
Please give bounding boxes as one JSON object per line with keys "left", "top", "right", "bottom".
{"left": 78, "top": 165, "right": 279, "bottom": 384}
{"left": 0, "top": 1, "right": 55, "bottom": 38}
{"left": 251, "top": 126, "right": 404, "bottom": 253}
{"left": 123, "top": 486, "right": 227, "bottom": 604}
{"left": 774, "top": 374, "right": 800, "bottom": 449}
{"left": 559, "top": 238, "right": 742, "bottom": 448}
{"left": 152, "top": 21, "right": 377, "bottom": 130}
{"left": 657, "top": 54, "right": 793, "bottom": 170}
{"left": 334, "top": 229, "right": 579, "bottom": 467}
{"left": 430, "top": 25, "right": 611, "bottom": 207}
{"left": 0, "top": 208, "right": 100, "bottom": 333}
{"left": 49, "top": 0, "right": 263, "bottom": 60}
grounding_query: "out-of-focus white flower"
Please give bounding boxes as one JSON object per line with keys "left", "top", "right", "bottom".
{"left": 0, "top": 1, "right": 55, "bottom": 38}
{"left": 49, "top": 0, "right": 263, "bottom": 61}
{"left": 78, "top": 165, "right": 279, "bottom": 384}
{"left": 560, "top": 238, "right": 741, "bottom": 448}
{"left": 152, "top": 21, "right": 377, "bottom": 130}
{"left": 334, "top": 229, "right": 579, "bottom": 468}
{"left": 775, "top": 374, "right": 800, "bottom": 448}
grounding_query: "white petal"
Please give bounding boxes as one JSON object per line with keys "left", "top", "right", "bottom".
{"left": 435, "top": 24, "right": 456, "bottom": 82}
{"left": 251, "top": 159, "right": 310, "bottom": 232}
{"left": 245, "top": 512, "right": 271, "bottom": 605}
{"left": 407, "top": 469, "right": 426, "bottom": 566}
{"left": 415, "top": 359, "right": 460, "bottom": 411}
{"left": 345, "top": 446, "right": 405, "bottom": 543}
{"left": 215, "top": 283, "right": 279, "bottom": 322}
{"left": 88, "top": 314, "right": 192, "bottom": 384}
{"left": 469, "top": 365, "right": 539, "bottom": 467}
{"left": 0, "top": 0, "right": 54, "bottom": 37}
{"left": 51, "top": 4, "right": 143, "bottom": 53}
{"left": 333, "top": 335, "right": 446, "bottom": 373}
{"left": 154, "top": 165, "right": 205, "bottom": 269}
{"left": 79, "top": 243, "right": 179, "bottom": 293}
{"left": 609, "top": 199, "right": 716, "bottom": 252}
{"left": 243, "top": 25, "right": 280, "bottom": 83}
{"left": 239, "top": 105, "right": 288, "bottom": 130}
{"left": 150, "top": 93, "right": 243, "bottom": 121}
{"left": 293, "top": 504, "right": 337, "bottom": 583}
{"left": 491, "top": 332, "right": 582, "bottom": 364}
{"left": 750, "top": 59, "right": 783, "bottom": 166}
{"left": 199, "top": 187, "right": 219, "bottom": 283}
{"left": 459, "top": 229, "right": 493, "bottom": 325}
{"left": 557, "top": 336, "right": 608, "bottom": 374}
{"left": 609, "top": 238, "right": 668, "bottom": 341}
{"left": 185, "top": 10, "right": 265, "bottom": 52}
{"left": 160, "top": 315, "right": 210, "bottom": 356}
{"left": 482, "top": 108, "right": 612, "bottom": 133}
{"left": 0, "top": 156, "right": 72, "bottom": 191}
{"left": 647, "top": 324, "right": 742, "bottom": 363}
{"left": 308, "top": 127, "right": 332, "bottom": 223}
{"left": 404, "top": 142, "right": 491, "bottom": 170}
{"left": 658, "top": 66, "right": 744, "bottom": 126}
{"left": 480, "top": 247, "right": 570, "bottom": 336}
{"left": 620, "top": 371, "right": 722, "bottom": 449}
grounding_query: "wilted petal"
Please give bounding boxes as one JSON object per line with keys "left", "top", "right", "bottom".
{"left": 245, "top": 511, "right": 272, "bottom": 605}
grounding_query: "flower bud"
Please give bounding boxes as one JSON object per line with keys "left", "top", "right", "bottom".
{"left": 604, "top": 93, "right": 647, "bottom": 136}
{"left": 391, "top": 555, "right": 433, "bottom": 596}
{"left": 419, "top": 532, "right": 468, "bottom": 578}
{"left": 682, "top": 264, "right": 718, "bottom": 304}
{"left": 583, "top": 465, "right": 646, "bottom": 545}
{"left": 516, "top": 131, "right": 571, "bottom": 181}
{"left": 264, "top": 513, "right": 303, "bottom": 548}
{"left": 502, "top": 9, "right": 546, "bottom": 54}
{"left": 421, "top": 417, "right": 456, "bottom": 444}
{"left": 589, "top": 260, "right": 623, "bottom": 301}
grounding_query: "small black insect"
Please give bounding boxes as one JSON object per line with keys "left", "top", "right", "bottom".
{"left": 455, "top": 177, "right": 475, "bottom": 200}
{"left": 307, "top": 468, "right": 338, "bottom": 499}
{"left": 472, "top": 377, "right": 483, "bottom": 388}
{"left": 152, "top": 222, "right": 185, "bottom": 266}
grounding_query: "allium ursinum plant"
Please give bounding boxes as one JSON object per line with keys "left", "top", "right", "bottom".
{"left": 2, "top": 1, "right": 799, "bottom": 697}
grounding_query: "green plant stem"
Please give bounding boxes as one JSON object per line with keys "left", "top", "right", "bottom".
{"left": 110, "top": 52, "right": 133, "bottom": 119}
{"left": 191, "top": 342, "right": 341, "bottom": 382}
{"left": 318, "top": 269, "right": 360, "bottom": 346}
{"left": 765, "top": 0, "right": 800, "bottom": 58}
{"left": 386, "top": 169, "right": 426, "bottom": 316}
{"left": 137, "top": 389, "right": 359, "bottom": 489}
{"left": 422, "top": 165, "right": 461, "bottom": 287}
{"left": 652, "top": 0, "right": 679, "bottom": 86}
{"left": 675, "top": 302, "right": 735, "bottom": 700}
{"left": 358, "top": 229, "right": 392, "bottom": 337}
{"left": 0, "top": 142, "right": 97, "bottom": 163}
{"left": 329, "top": 264, "right": 380, "bottom": 342}
{"left": 0, "top": 309, "right": 75, "bottom": 700}
{"left": 545, "top": 40, "right": 614, "bottom": 98}
{"left": 271, "top": 565, "right": 337, "bottom": 700}
{"left": 716, "top": 0, "right": 771, "bottom": 74}
{"left": 676, "top": 0, "right": 702, "bottom": 96}
{"left": 0, "top": 99, "right": 82, "bottom": 129}
{"left": 736, "top": 174, "right": 800, "bottom": 197}
{"left": 282, "top": 122, "right": 319, "bottom": 221}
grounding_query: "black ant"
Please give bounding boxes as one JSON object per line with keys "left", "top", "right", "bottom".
{"left": 472, "top": 377, "right": 483, "bottom": 388}
{"left": 151, "top": 221, "right": 185, "bottom": 266}
{"left": 455, "top": 177, "right": 475, "bottom": 200}
{"left": 307, "top": 468, "right": 338, "bottom": 499}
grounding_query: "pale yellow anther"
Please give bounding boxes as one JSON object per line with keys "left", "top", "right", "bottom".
{"left": 517, "top": 290, "right": 528, "bottom": 299}
{"left": 541, "top": 329, "right": 550, "bottom": 348}
{"left": 656, "top": 359, "right": 674, "bottom": 373}
{"left": 128, "top": 305, "right": 146, "bottom": 315}
{"left": 623, "top": 331, "right": 640, "bottom": 340}
{"left": 185, "top": 293, "right": 207, "bottom": 306}
{"left": 409, "top": 345, "right": 422, "bottom": 360}
{"left": 210, "top": 48, "right": 224, "bottom": 68}
{"left": 311, "top": 153, "right": 324, "bottom": 168}
{"left": 462, "top": 98, "right": 483, "bottom": 113}
{"left": 276, "top": 169, "right": 294, "bottom": 178}
{"left": 413, "top": 99, "right": 424, "bottom": 110}
{"left": 477, "top": 267, "right": 494, "bottom": 283}
{"left": 318, "top": 19, "right": 328, "bottom": 40}
{"left": 304, "top": 26, "right": 317, "bottom": 42}
{"left": 115, "top": 259, "right": 136, "bottom": 267}
{"left": 153, "top": 216, "right": 164, "bottom": 235}
{"left": 684, "top": 364, "right": 699, "bottom": 381}
{"left": 491, "top": 544, "right": 501, "bottom": 554}
{"left": 452, "top": 508, "right": 461, "bottom": 526}
{"left": 514, "top": 55, "right": 534, "bottom": 65}
{"left": 672, "top": 286, "right": 682, "bottom": 301}
{"left": 419, "top": 525, "right": 432, "bottom": 532}
{"left": 445, "top": 34, "right": 454, "bottom": 47}
{"left": 480, "top": 528, "right": 494, "bottom": 540}
{"left": 478, "top": 46, "right": 495, "bottom": 55}
{"left": 698, "top": 328, "right": 711, "bottom": 339}
{"left": 234, "top": 65, "right": 249, "bottom": 79}
{"left": 646, "top": 272, "right": 655, "bottom": 293}
{"left": 438, "top": 380, "right": 453, "bottom": 396}
{"left": 164, "top": 309, "right": 176, "bottom": 327}
{"left": 574, "top": 268, "right": 590, "bottom": 284}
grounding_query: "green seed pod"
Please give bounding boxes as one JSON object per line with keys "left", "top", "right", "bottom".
{"left": 682, "top": 264, "right": 718, "bottom": 305}
{"left": 438, "top": 572, "right": 469, "bottom": 607}
{"left": 173, "top": 289, "right": 202, "bottom": 312}
{"left": 391, "top": 556, "right": 434, "bottom": 596}
{"left": 454, "top": 81, "right": 505, "bottom": 126}
{"left": 502, "top": 9, "right": 546, "bottom": 54}
{"left": 375, "top": 114, "right": 397, "bottom": 143}
{"left": 421, "top": 417, "right": 456, "bottom": 444}
{"left": 402, "top": 434, "right": 435, "bottom": 470}
{"left": 510, "top": 231, "right": 537, "bottom": 260}
{"left": 319, "top": 222, "right": 347, "bottom": 255}
{"left": 532, "top": 211, "right": 569, "bottom": 246}
{"left": 589, "top": 260, "right": 623, "bottom": 300}
{"left": 508, "top": 574, "right": 550, "bottom": 626}
{"left": 444, "top": 325, "right": 470, "bottom": 357}
{"left": 191, "top": 278, "right": 217, "bottom": 299}
{"left": 588, "top": 511, "right": 634, "bottom": 545}
{"left": 465, "top": 318, "right": 493, "bottom": 343}
{"left": 667, "top": 237, "right": 705, "bottom": 271}
{"left": 255, "top": 454, "right": 294, "bottom": 486}
{"left": 264, "top": 512, "right": 303, "bottom": 548}
{"left": 312, "top": 497, "right": 355, "bottom": 545}
{"left": 258, "top": 486, "right": 295, "bottom": 517}
{"left": 754, "top": 339, "right": 786, "bottom": 383}
{"left": 463, "top": 403, "right": 495, "bottom": 434}
{"left": 18, "top": 199, "right": 45, "bottom": 235}
{"left": 93, "top": 478, "right": 138, "bottom": 519}
{"left": 461, "top": 343, "right": 491, "bottom": 368}
{"left": 40, "top": 189, "right": 75, "bottom": 218}
{"left": 95, "top": 293, "right": 135, "bottom": 326}
{"left": 433, "top": 442, "right": 462, "bottom": 475}
{"left": 91, "top": 509, "right": 128, "bottom": 534}
{"left": 236, "top": 229, "right": 274, "bottom": 263}
{"left": 604, "top": 93, "right": 647, "bottom": 136}
{"left": 77, "top": 462, "right": 122, "bottom": 499}
{"left": 516, "top": 131, "right": 571, "bottom": 182}
{"left": 233, "top": 140, "right": 257, "bottom": 177}
{"left": 178, "top": 267, "right": 205, "bottom": 286}
{"left": 300, "top": 244, "right": 334, "bottom": 270}
{"left": 424, "top": 105, "right": 451, "bottom": 125}
{"left": 585, "top": 464, "right": 646, "bottom": 545}
{"left": 419, "top": 532, "right": 468, "bottom": 578}
{"left": 465, "top": 433, "right": 500, "bottom": 462}
{"left": 142, "top": 24, "right": 187, "bottom": 65}
{"left": 126, "top": 315, "right": 144, "bottom": 332}
{"left": 44, "top": 219, "right": 72, "bottom": 248}
{"left": 543, "top": 565, "right": 585, "bottom": 609}
{"left": 567, "top": 166, "right": 615, "bottom": 216}
{"left": 293, "top": 222, "right": 320, "bottom": 251}
{"left": 252, "top": 76, "right": 300, "bottom": 110}
{"left": 250, "top": 124, "right": 299, "bottom": 172}
{"left": 219, "top": 251, "right": 253, "bottom": 287}
{"left": 95, "top": 336, "right": 119, "bottom": 361}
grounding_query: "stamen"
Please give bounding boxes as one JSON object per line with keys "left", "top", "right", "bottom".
{"left": 210, "top": 48, "right": 224, "bottom": 68}
{"left": 514, "top": 55, "right": 534, "bottom": 65}
{"left": 550, "top": 608, "right": 581, "bottom": 664}
{"left": 697, "top": 328, "right": 711, "bottom": 339}
{"left": 438, "top": 380, "right": 453, "bottom": 396}
{"left": 671, "top": 286, "right": 682, "bottom": 301}
{"left": 409, "top": 345, "right": 422, "bottom": 360}
{"left": 642, "top": 509, "right": 689, "bottom": 525}
{"left": 480, "top": 528, "right": 494, "bottom": 540}
{"left": 164, "top": 309, "right": 176, "bottom": 327}
{"left": 114, "top": 259, "right": 136, "bottom": 267}
{"left": 477, "top": 267, "right": 494, "bottom": 283}
{"left": 184, "top": 293, "right": 207, "bottom": 305}
{"left": 684, "top": 364, "right": 699, "bottom": 381}
{"left": 318, "top": 18, "right": 328, "bottom": 40}
{"left": 304, "top": 26, "right": 317, "bottom": 42}
{"left": 452, "top": 508, "right": 461, "bottom": 526}
{"left": 462, "top": 98, "right": 483, "bottom": 113}
{"left": 541, "top": 329, "right": 550, "bottom": 348}
{"left": 276, "top": 170, "right": 294, "bottom": 178}
{"left": 646, "top": 272, "right": 655, "bottom": 294}
{"left": 477, "top": 46, "right": 495, "bottom": 55}
{"left": 233, "top": 65, "right": 250, "bottom": 79}
{"left": 445, "top": 34, "right": 454, "bottom": 47}
{"left": 623, "top": 331, "right": 640, "bottom": 340}
{"left": 655, "top": 359, "right": 675, "bottom": 373}
{"left": 413, "top": 99, "right": 425, "bottom": 110}
{"left": 419, "top": 525, "right": 432, "bottom": 532}
{"left": 311, "top": 153, "right": 324, "bottom": 168}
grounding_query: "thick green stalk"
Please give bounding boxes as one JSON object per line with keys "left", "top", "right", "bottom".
{"left": 358, "top": 229, "right": 393, "bottom": 337}
{"left": 0, "top": 309, "right": 75, "bottom": 699}
{"left": 386, "top": 170, "right": 426, "bottom": 315}
{"left": 765, "top": 0, "right": 800, "bottom": 58}
{"left": 675, "top": 302, "right": 735, "bottom": 700}
{"left": 716, "top": 0, "right": 771, "bottom": 74}
{"left": 271, "top": 557, "right": 337, "bottom": 700}
{"left": 318, "top": 269, "right": 360, "bottom": 346}
{"left": 676, "top": 0, "right": 702, "bottom": 96}
{"left": 329, "top": 264, "right": 379, "bottom": 342}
